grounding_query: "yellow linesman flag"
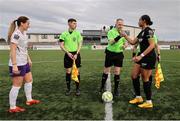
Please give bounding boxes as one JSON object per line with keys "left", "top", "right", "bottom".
{"left": 71, "top": 60, "right": 79, "bottom": 83}
{"left": 155, "top": 63, "right": 164, "bottom": 89}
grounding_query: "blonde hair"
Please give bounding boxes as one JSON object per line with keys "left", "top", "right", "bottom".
{"left": 7, "top": 20, "right": 17, "bottom": 44}
{"left": 7, "top": 16, "right": 29, "bottom": 44}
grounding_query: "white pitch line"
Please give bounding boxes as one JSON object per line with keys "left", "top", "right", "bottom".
{"left": 105, "top": 73, "right": 113, "bottom": 121}
{"left": 1, "top": 59, "right": 180, "bottom": 66}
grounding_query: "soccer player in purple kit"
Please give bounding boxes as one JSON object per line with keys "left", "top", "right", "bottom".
{"left": 7, "top": 16, "right": 40, "bottom": 113}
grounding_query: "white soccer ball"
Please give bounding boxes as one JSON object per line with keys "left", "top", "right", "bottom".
{"left": 102, "top": 91, "right": 113, "bottom": 102}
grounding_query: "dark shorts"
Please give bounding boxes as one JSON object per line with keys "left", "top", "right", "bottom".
{"left": 104, "top": 49, "right": 124, "bottom": 67}
{"left": 64, "top": 52, "right": 81, "bottom": 68}
{"left": 9, "top": 63, "right": 31, "bottom": 77}
{"left": 136, "top": 53, "right": 156, "bottom": 69}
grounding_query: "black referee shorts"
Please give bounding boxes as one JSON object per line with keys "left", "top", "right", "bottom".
{"left": 104, "top": 49, "right": 124, "bottom": 68}
{"left": 64, "top": 51, "right": 81, "bottom": 68}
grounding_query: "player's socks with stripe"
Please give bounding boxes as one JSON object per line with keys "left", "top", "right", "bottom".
{"left": 132, "top": 76, "right": 141, "bottom": 96}
{"left": 114, "top": 75, "right": 120, "bottom": 96}
{"left": 65, "top": 73, "right": 71, "bottom": 96}
{"left": 75, "top": 75, "right": 80, "bottom": 96}
{"left": 99, "top": 73, "right": 108, "bottom": 93}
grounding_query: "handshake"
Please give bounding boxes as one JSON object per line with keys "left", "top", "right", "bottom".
{"left": 114, "top": 30, "right": 128, "bottom": 43}
{"left": 119, "top": 30, "right": 128, "bottom": 38}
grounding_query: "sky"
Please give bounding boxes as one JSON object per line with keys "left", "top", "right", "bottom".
{"left": 0, "top": 0, "right": 180, "bottom": 41}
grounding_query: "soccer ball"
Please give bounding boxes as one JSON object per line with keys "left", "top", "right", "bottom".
{"left": 102, "top": 91, "right": 113, "bottom": 102}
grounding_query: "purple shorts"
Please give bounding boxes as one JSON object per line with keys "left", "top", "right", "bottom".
{"left": 9, "top": 63, "right": 31, "bottom": 77}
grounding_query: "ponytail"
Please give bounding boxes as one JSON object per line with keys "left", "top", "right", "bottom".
{"left": 7, "top": 16, "right": 29, "bottom": 44}
{"left": 7, "top": 20, "right": 17, "bottom": 44}
{"left": 140, "top": 15, "right": 153, "bottom": 26}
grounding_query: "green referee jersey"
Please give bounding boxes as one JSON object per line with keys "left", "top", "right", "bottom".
{"left": 136, "top": 34, "right": 158, "bottom": 53}
{"left": 107, "top": 28, "right": 126, "bottom": 53}
{"left": 59, "top": 30, "right": 83, "bottom": 52}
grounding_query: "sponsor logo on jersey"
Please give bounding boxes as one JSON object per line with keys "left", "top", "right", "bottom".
{"left": 14, "top": 34, "right": 20, "bottom": 40}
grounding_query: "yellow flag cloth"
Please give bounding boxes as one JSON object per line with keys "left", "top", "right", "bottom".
{"left": 71, "top": 60, "right": 79, "bottom": 83}
{"left": 155, "top": 63, "right": 164, "bottom": 89}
